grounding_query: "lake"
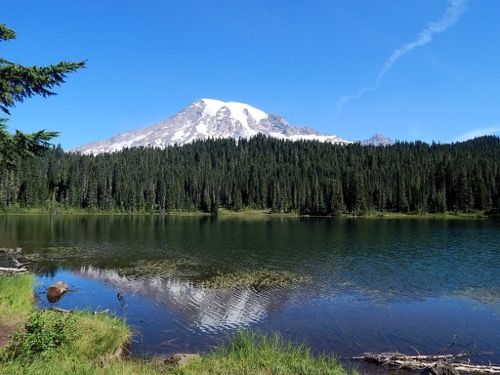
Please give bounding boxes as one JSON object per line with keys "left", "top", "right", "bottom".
{"left": 1, "top": 215, "right": 499, "bottom": 372}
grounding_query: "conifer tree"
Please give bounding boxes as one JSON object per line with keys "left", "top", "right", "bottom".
{"left": 0, "top": 24, "right": 85, "bottom": 169}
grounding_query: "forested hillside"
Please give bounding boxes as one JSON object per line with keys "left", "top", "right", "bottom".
{"left": 1, "top": 135, "right": 499, "bottom": 215}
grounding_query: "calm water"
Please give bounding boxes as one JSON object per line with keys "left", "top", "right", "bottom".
{"left": 1, "top": 215, "right": 499, "bottom": 371}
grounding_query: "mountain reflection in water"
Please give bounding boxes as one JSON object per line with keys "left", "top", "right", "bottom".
{"left": 73, "top": 265, "right": 277, "bottom": 333}
{"left": 1, "top": 215, "right": 498, "bottom": 368}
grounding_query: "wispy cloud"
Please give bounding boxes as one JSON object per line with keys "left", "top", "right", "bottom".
{"left": 335, "top": 0, "right": 468, "bottom": 114}
{"left": 452, "top": 126, "right": 500, "bottom": 142}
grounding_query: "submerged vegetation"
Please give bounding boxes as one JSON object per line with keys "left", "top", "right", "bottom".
{"left": 197, "top": 270, "right": 311, "bottom": 289}
{"left": 117, "top": 258, "right": 311, "bottom": 290}
{"left": 1, "top": 135, "right": 499, "bottom": 216}
{"left": 118, "top": 259, "right": 199, "bottom": 279}
{"left": 0, "top": 274, "right": 355, "bottom": 375}
{"left": 23, "top": 246, "right": 86, "bottom": 263}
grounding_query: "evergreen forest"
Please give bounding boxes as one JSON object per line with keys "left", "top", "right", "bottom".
{"left": 1, "top": 135, "right": 499, "bottom": 216}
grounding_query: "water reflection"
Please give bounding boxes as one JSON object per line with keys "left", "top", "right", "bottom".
{"left": 72, "top": 265, "right": 277, "bottom": 333}
{"left": 35, "top": 263, "right": 500, "bottom": 367}
{"left": 2, "top": 215, "right": 500, "bottom": 364}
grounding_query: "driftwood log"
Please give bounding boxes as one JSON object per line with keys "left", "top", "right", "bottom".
{"left": 352, "top": 352, "right": 500, "bottom": 374}
{"left": 47, "top": 281, "right": 69, "bottom": 303}
{"left": 0, "top": 247, "right": 30, "bottom": 274}
{"left": 0, "top": 266, "right": 27, "bottom": 274}
{"left": 49, "top": 307, "right": 72, "bottom": 314}
{"left": 11, "top": 258, "right": 30, "bottom": 268}
{"left": 164, "top": 353, "right": 201, "bottom": 367}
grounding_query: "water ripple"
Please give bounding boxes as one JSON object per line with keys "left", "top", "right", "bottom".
{"left": 7, "top": 215, "right": 498, "bottom": 364}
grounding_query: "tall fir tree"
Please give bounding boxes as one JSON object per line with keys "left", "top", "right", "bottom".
{"left": 0, "top": 24, "right": 85, "bottom": 169}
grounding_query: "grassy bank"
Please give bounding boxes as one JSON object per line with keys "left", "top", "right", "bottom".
{"left": 0, "top": 274, "right": 357, "bottom": 375}
{"left": 359, "top": 210, "right": 490, "bottom": 219}
{"left": 0, "top": 273, "right": 34, "bottom": 319}
{"left": 0, "top": 273, "right": 35, "bottom": 350}
{"left": 171, "top": 330, "right": 356, "bottom": 375}
{"left": 1, "top": 205, "right": 494, "bottom": 219}
{"left": 0, "top": 273, "right": 133, "bottom": 375}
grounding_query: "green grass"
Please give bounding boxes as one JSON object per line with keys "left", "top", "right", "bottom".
{"left": 0, "top": 273, "right": 35, "bottom": 322}
{"left": 360, "top": 210, "right": 489, "bottom": 219}
{"left": 0, "top": 309, "right": 132, "bottom": 374}
{"left": 0, "top": 274, "right": 36, "bottom": 362}
{"left": 171, "top": 330, "right": 358, "bottom": 375}
{"left": 2, "top": 206, "right": 492, "bottom": 220}
{"left": 65, "top": 311, "right": 131, "bottom": 362}
{"left": 0, "top": 357, "right": 161, "bottom": 375}
{"left": 0, "top": 274, "right": 133, "bottom": 375}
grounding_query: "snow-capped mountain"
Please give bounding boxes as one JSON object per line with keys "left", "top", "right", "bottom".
{"left": 70, "top": 99, "right": 351, "bottom": 155}
{"left": 361, "top": 133, "right": 394, "bottom": 146}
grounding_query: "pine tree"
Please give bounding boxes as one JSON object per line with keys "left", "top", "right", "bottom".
{"left": 0, "top": 24, "right": 85, "bottom": 169}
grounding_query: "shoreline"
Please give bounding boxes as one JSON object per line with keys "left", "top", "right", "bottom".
{"left": 0, "top": 207, "right": 494, "bottom": 219}
{"left": 0, "top": 273, "right": 358, "bottom": 374}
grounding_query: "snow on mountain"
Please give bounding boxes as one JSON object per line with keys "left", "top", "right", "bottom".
{"left": 361, "top": 133, "right": 394, "bottom": 146}
{"left": 73, "top": 265, "right": 270, "bottom": 332}
{"left": 70, "top": 99, "right": 351, "bottom": 155}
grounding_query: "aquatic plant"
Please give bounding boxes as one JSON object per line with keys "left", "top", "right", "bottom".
{"left": 197, "top": 270, "right": 311, "bottom": 289}
{"left": 118, "top": 259, "right": 199, "bottom": 279}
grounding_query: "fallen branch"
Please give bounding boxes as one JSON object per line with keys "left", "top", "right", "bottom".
{"left": 49, "top": 307, "right": 71, "bottom": 314}
{"left": 92, "top": 309, "right": 109, "bottom": 315}
{"left": 11, "top": 258, "right": 30, "bottom": 267}
{"left": 351, "top": 352, "right": 471, "bottom": 363}
{"left": 0, "top": 247, "right": 30, "bottom": 274}
{"left": 452, "top": 362, "right": 500, "bottom": 374}
{"left": 0, "top": 266, "right": 27, "bottom": 274}
{"left": 352, "top": 352, "right": 500, "bottom": 374}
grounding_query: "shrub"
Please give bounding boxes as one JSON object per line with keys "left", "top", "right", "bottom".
{"left": 4, "top": 311, "right": 81, "bottom": 361}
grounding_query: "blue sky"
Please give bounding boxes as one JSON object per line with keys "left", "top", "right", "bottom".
{"left": 2, "top": 0, "right": 499, "bottom": 149}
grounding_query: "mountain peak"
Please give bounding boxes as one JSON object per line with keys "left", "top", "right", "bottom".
{"left": 70, "top": 99, "right": 352, "bottom": 155}
{"left": 361, "top": 133, "right": 394, "bottom": 146}
{"left": 197, "top": 99, "right": 268, "bottom": 125}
